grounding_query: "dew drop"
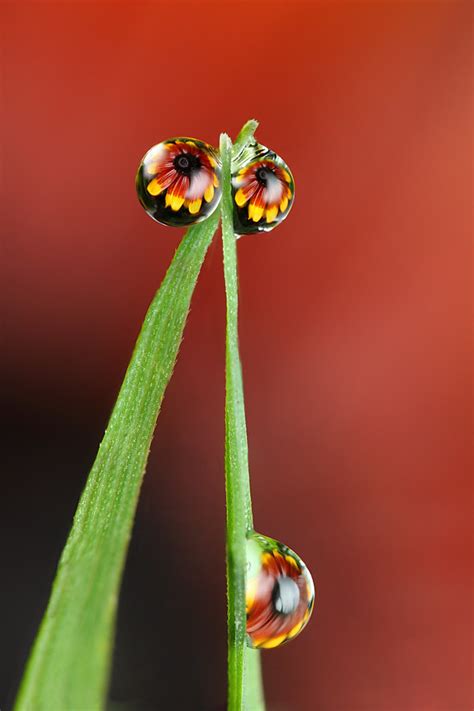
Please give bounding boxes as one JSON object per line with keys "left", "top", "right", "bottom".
{"left": 136, "top": 137, "right": 221, "bottom": 227}
{"left": 231, "top": 141, "right": 295, "bottom": 236}
{"left": 246, "top": 532, "right": 315, "bottom": 649}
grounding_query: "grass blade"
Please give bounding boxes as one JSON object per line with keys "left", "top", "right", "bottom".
{"left": 232, "top": 119, "right": 259, "bottom": 157}
{"left": 14, "top": 209, "right": 220, "bottom": 711}
{"left": 220, "top": 131, "right": 265, "bottom": 711}
{"left": 245, "top": 649, "right": 265, "bottom": 711}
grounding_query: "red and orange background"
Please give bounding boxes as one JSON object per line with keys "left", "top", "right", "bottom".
{"left": 2, "top": 2, "right": 472, "bottom": 709}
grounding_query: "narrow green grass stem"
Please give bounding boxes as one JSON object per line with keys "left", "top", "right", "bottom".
{"left": 14, "top": 210, "right": 219, "bottom": 711}
{"left": 232, "top": 119, "right": 259, "bottom": 157}
{"left": 220, "top": 131, "right": 265, "bottom": 711}
{"left": 245, "top": 649, "right": 266, "bottom": 711}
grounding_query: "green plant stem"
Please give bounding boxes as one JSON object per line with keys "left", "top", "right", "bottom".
{"left": 14, "top": 210, "right": 220, "bottom": 711}
{"left": 245, "top": 649, "right": 265, "bottom": 711}
{"left": 220, "top": 131, "right": 265, "bottom": 711}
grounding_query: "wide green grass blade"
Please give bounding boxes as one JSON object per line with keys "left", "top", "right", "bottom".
{"left": 220, "top": 131, "right": 265, "bottom": 711}
{"left": 14, "top": 209, "right": 220, "bottom": 711}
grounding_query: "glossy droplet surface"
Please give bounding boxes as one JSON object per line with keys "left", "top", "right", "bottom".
{"left": 231, "top": 141, "right": 295, "bottom": 235}
{"left": 246, "top": 532, "right": 315, "bottom": 649}
{"left": 136, "top": 137, "right": 221, "bottom": 227}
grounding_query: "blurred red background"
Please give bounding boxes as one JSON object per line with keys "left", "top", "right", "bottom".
{"left": 2, "top": 1, "right": 472, "bottom": 710}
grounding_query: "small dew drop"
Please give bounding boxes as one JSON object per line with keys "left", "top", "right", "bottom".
{"left": 231, "top": 142, "right": 295, "bottom": 236}
{"left": 245, "top": 531, "right": 315, "bottom": 649}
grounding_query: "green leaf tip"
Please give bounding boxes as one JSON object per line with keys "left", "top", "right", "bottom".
{"left": 233, "top": 119, "right": 259, "bottom": 157}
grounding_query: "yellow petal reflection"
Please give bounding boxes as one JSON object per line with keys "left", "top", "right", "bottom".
{"left": 279, "top": 195, "right": 288, "bottom": 212}
{"left": 146, "top": 179, "right": 162, "bottom": 196}
{"left": 249, "top": 203, "right": 264, "bottom": 222}
{"left": 259, "top": 634, "right": 287, "bottom": 649}
{"left": 204, "top": 184, "right": 214, "bottom": 203}
{"left": 235, "top": 188, "right": 248, "bottom": 207}
{"left": 265, "top": 206, "right": 278, "bottom": 223}
{"left": 188, "top": 198, "right": 202, "bottom": 214}
{"left": 165, "top": 192, "right": 184, "bottom": 211}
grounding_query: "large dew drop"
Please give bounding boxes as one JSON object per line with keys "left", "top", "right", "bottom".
{"left": 246, "top": 532, "right": 315, "bottom": 649}
{"left": 136, "top": 137, "right": 221, "bottom": 227}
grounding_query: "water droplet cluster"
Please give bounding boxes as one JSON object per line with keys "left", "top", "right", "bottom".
{"left": 136, "top": 136, "right": 294, "bottom": 234}
{"left": 136, "top": 136, "right": 311, "bottom": 648}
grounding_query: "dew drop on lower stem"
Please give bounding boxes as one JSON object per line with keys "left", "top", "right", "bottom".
{"left": 245, "top": 531, "right": 315, "bottom": 649}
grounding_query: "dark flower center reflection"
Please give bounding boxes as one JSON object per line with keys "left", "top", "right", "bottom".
{"left": 174, "top": 153, "right": 201, "bottom": 175}
{"left": 256, "top": 167, "right": 271, "bottom": 185}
